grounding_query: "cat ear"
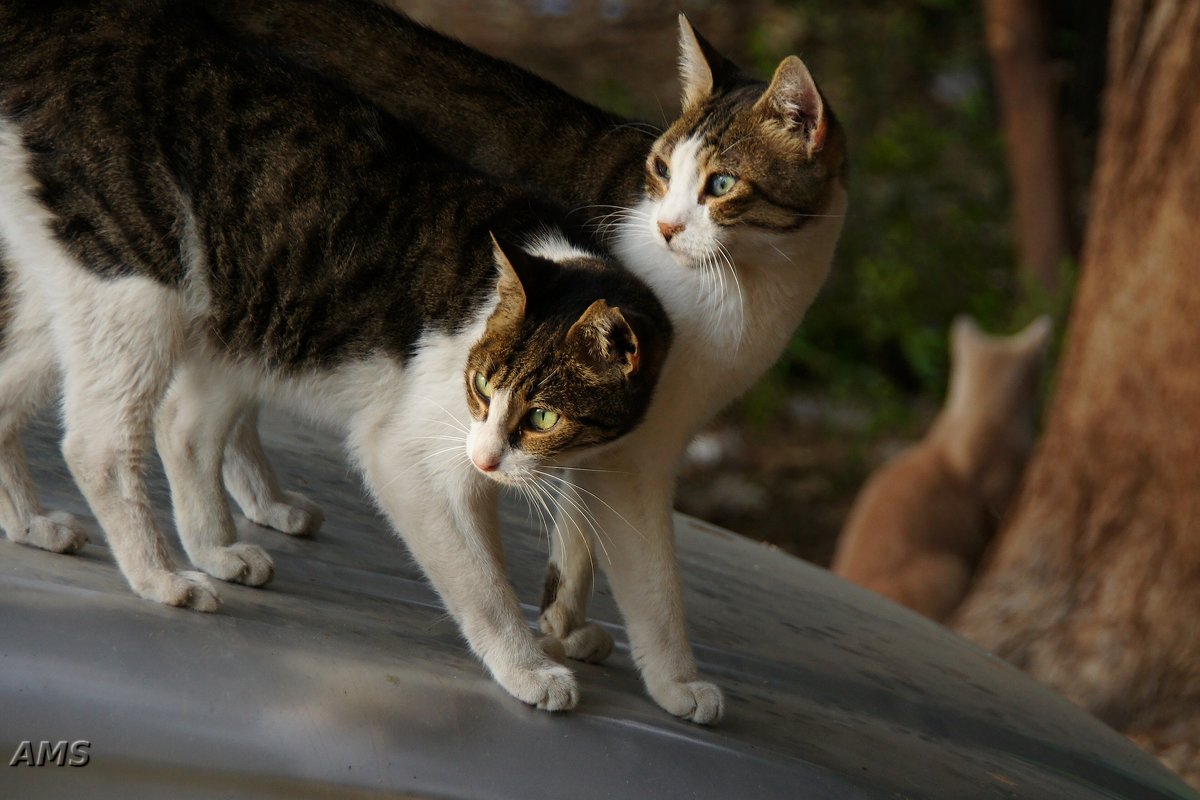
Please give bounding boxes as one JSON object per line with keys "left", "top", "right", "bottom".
{"left": 755, "top": 56, "right": 827, "bottom": 156}
{"left": 567, "top": 299, "right": 641, "bottom": 378}
{"left": 1013, "top": 315, "right": 1053, "bottom": 355}
{"left": 489, "top": 233, "right": 547, "bottom": 316}
{"left": 951, "top": 315, "right": 985, "bottom": 360}
{"left": 677, "top": 15, "right": 713, "bottom": 110}
{"left": 677, "top": 14, "right": 739, "bottom": 111}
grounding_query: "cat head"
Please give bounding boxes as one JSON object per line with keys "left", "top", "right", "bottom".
{"left": 462, "top": 235, "right": 669, "bottom": 484}
{"left": 948, "top": 315, "right": 1053, "bottom": 425}
{"left": 636, "top": 15, "right": 847, "bottom": 270}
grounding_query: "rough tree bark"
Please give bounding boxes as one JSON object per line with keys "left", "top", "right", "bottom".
{"left": 954, "top": 0, "right": 1200, "bottom": 786}
{"left": 983, "top": 0, "right": 1071, "bottom": 296}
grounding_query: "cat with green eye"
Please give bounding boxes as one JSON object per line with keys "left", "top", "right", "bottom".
{"left": 474, "top": 371, "right": 560, "bottom": 432}
{"left": 0, "top": 0, "right": 670, "bottom": 712}
{"left": 195, "top": 0, "right": 848, "bottom": 725}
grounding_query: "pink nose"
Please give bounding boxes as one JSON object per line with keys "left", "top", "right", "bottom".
{"left": 472, "top": 454, "right": 500, "bottom": 473}
{"left": 658, "top": 220, "right": 685, "bottom": 243}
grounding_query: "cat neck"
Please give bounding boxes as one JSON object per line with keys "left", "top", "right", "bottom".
{"left": 612, "top": 183, "right": 847, "bottom": 442}
{"left": 928, "top": 401, "right": 1035, "bottom": 512}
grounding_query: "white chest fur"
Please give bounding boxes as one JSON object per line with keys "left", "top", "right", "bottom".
{"left": 613, "top": 184, "right": 848, "bottom": 445}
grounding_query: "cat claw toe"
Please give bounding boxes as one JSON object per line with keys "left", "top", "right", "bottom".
{"left": 498, "top": 660, "right": 579, "bottom": 712}
{"left": 560, "top": 623, "right": 614, "bottom": 664}
{"left": 20, "top": 511, "right": 88, "bottom": 554}
{"left": 136, "top": 569, "right": 222, "bottom": 612}
{"left": 194, "top": 542, "right": 274, "bottom": 586}
{"left": 538, "top": 609, "right": 613, "bottom": 664}
{"left": 653, "top": 680, "right": 724, "bottom": 725}
{"left": 247, "top": 491, "right": 324, "bottom": 536}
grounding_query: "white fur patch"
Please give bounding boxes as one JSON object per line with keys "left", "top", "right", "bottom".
{"left": 0, "top": 113, "right": 577, "bottom": 707}
{"left": 658, "top": 135, "right": 705, "bottom": 230}
{"left": 522, "top": 229, "right": 600, "bottom": 265}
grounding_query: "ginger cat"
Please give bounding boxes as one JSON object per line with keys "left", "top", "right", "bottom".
{"left": 832, "top": 315, "right": 1052, "bottom": 621}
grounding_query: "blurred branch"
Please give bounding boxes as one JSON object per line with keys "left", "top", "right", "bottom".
{"left": 984, "top": 0, "right": 1072, "bottom": 296}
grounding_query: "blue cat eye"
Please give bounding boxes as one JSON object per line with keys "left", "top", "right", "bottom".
{"left": 707, "top": 174, "right": 738, "bottom": 197}
{"left": 653, "top": 156, "right": 670, "bottom": 180}
{"left": 527, "top": 408, "right": 560, "bottom": 432}
{"left": 473, "top": 372, "right": 494, "bottom": 400}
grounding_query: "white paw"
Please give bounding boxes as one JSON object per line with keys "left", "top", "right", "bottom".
{"left": 20, "top": 511, "right": 88, "bottom": 554}
{"left": 135, "top": 569, "right": 222, "bottom": 612}
{"left": 560, "top": 623, "right": 614, "bottom": 664}
{"left": 246, "top": 490, "right": 324, "bottom": 536}
{"left": 192, "top": 543, "right": 274, "bottom": 586}
{"left": 495, "top": 659, "right": 579, "bottom": 711}
{"left": 651, "top": 680, "right": 724, "bottom": 725}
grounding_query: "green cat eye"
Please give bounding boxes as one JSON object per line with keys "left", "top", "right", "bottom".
{"left": 473, "top": 372, "right": 494, "bottom": 400}
{"left": 653, "top": 156, "right": 670, "bottom": 180}
{"left": 707, "top": 174, "right": 737, "bottom": 197}
{"left": 527, "top": 408, "right": 560, "bottom": 432}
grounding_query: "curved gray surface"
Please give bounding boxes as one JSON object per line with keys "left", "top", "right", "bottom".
{"left": 1, "top": 412, "right": 1194, "bottom": 800}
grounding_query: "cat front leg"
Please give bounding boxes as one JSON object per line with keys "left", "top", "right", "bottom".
{"left": 221, "top": 405, "right": 324, "bottom": 536}
{"left": 556, "top": 457, "right": 724, "bottom": 724}
{"left": 156, "top": 361, "right": 274, "bottom": 587}
{"left": 359, "top": 436, "right": 577, "bottom": 711}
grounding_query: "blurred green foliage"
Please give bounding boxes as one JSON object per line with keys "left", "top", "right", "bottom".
{"left": 735, "top": 0, "right": 1076, "bottom": 430}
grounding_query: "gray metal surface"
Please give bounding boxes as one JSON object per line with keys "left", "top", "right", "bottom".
{"left": 1, "top": 412, "right": 1194, "bottom": 799}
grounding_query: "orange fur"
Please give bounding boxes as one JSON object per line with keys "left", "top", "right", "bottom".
{"left": 831, "top": 315, "right": 1052, "bottom": 621}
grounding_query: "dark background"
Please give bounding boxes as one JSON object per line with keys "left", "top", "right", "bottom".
{"left": 399, "top": 0, "right": 1108, "bottom": 563}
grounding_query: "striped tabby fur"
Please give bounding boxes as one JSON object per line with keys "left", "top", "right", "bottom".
{"left": 0, "top": 0, "right": 670, "bottom": 712}
{"left": 193, "top": 0, "right": 849, "bottom": 725}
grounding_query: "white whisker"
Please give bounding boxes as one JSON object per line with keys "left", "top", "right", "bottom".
{"left": 547, "top": 464, "right": 628, "bottom": 475}
{"left": 537, "top": 475, "right": 607, "bottom": 579}
{"left": 413, "top": 394, "right": 471, "bottom": 433}
{"left": 515, "top": 480, "right": 552, "bottom": 554}
{"left": 531, "top": 476, "right": 598, "bottom": 587}
{"left": 715, "top": 240, "right": 746, "bottom": 341}
{"left": 769, "top": 244, "right": 794, "bottom": 264}
{"left": 417, "top": 418, "right": 471, "bottom": 435}
{"left": 533, "top": 469, "right": 647, "bottom": 543}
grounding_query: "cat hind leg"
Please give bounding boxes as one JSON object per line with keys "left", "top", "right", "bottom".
{"left": 156, "top": 362, "right": 273, "bottom": 586}
{"left": 539, "top": 536, "right": 614, "bottom": 664}
{"left": 222, "top": 405, "right": 323, "bottom": 536}
{"left": 0, "top": 275, "right": 86, "bottom": 553}
{"left": 57, "top": 275, "right": 218, "bottom": 611}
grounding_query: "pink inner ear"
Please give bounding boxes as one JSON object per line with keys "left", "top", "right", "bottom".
{"left": 785, "top": 80, "right": 824, "bottom": 144}
{"left": 625, "top": 346, "right": 641, "bottom": 377}
{"left": 757, "top": 57, "right": 827, "bottom": 154}
{"left": 807, "top": 111, "right": 827, "bottom": 150}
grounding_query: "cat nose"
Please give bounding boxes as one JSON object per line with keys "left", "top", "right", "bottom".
{"left": 658, "top": 220, "right": 685, "bottom": 243}
{"left": 471, "top": 453, "right": 501, "bottom": 473}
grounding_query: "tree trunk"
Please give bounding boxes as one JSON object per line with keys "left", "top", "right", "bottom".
{"left": 983, "top": 0, "right": 1071, "bottom": 296}
{"left": 954, "top": 0, "right": 1200, "bottom": 786}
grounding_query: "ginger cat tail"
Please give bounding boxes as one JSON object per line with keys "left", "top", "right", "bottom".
{"left": 831, "top": 315, "right": 1053, "bottom": 621}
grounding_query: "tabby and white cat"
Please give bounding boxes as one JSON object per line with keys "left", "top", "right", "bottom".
{"left": 199, "top": 0, "right": 849, "bottom": 724}
{"left": 832, "top": 316, "right": 1052, "bottom": 622}
{"left": 0, "top": 0, "right": 670, "bottom": 711}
